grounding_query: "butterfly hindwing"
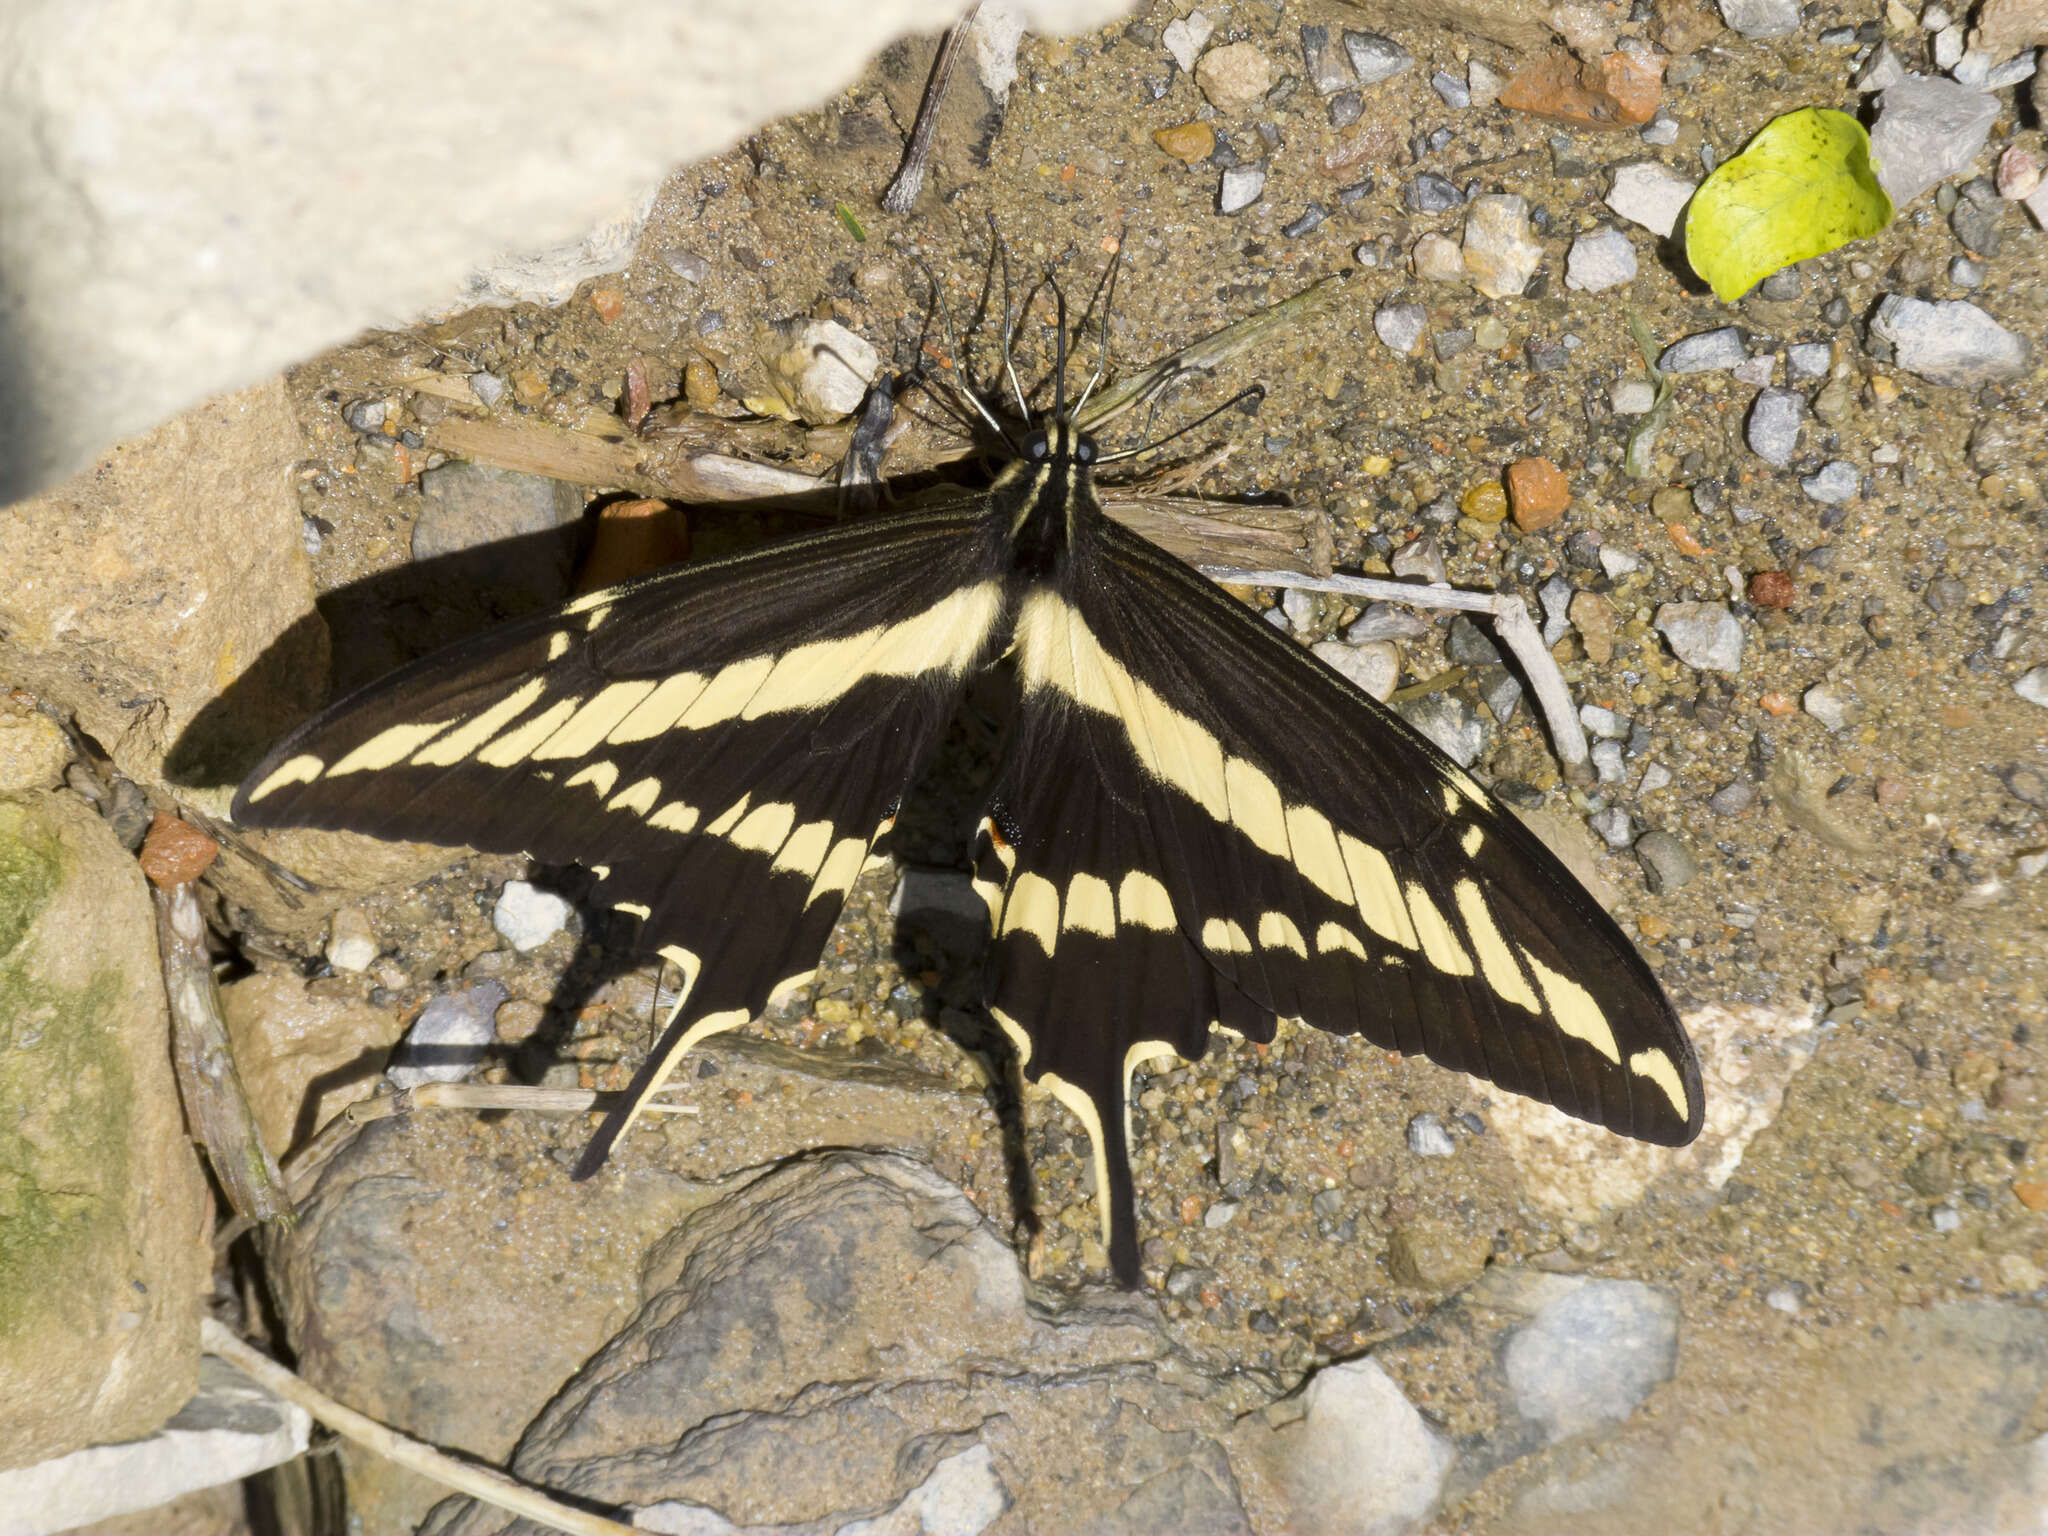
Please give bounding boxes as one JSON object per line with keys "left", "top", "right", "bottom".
{"left": 235, "top": 501, "right": 1009, "bottom": 1164}
{"left": 979, "top": 513, "right": 1701, "bottom": 1281}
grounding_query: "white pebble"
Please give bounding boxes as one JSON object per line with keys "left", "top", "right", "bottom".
{"left": 494, "top": 880, "right": 572, "bottom": 951}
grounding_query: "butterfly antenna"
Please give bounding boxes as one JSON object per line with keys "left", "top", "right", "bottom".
{"left": 995, "top": 234, "right": 1031, "bottom": 419}
{"left": 1071, "top": 236, "right": 1124, "bottom": 418}
{"left": 1095, "top": 383, "right": 1266, "bottom": 464}
{"left": 1052, "top": 278, "right": 1069, "bottom": 424}
{"left": 917, "top": 251, "right": 1014, "bottom": 447}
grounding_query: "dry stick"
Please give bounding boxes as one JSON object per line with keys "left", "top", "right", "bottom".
{"left": 881, "top": 3, "right": 982, "bottom": 213}
{"left": 1203, "top": 567, "right": 1594, "bottom": 782}
{"left": 200, "top": 1319, "right": 642, "bottom": 1536}
{"left": 144, "top": 816, "right": 293, "bottom": 1224}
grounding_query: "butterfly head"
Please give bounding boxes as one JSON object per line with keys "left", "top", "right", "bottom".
{"left": 1020, "top": 419, "right": 1100, "bottom": 472}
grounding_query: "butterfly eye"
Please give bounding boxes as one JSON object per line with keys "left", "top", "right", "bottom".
{"left": 1025, "top": 432, "right": 1051, "bottom": 460}
{"left": 1075, "top": 436, "right": 1098, "bottom": 465}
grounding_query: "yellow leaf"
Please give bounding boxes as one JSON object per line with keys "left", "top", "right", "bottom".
{"left": 1684, "top": 108, "right": 1893, "bottom": 303}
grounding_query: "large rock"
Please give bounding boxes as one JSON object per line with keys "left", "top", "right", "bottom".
{"left": 218, "top": 971, "right": 404, "bottom": 1156}
{"left": 0, "top": 378, "right": 324, "bottom": 800}
{"left": 0, "top": 792, "right": 210, "bottom": 1469}
{"left": 420, "top": 1152, "right": 1263, "bottom": 1536}
{"left": 0, "top": 0, "right": 1126, "bottom": 502}
{"left": 1870, "top": 295, "right": 2032, "bottom": 387}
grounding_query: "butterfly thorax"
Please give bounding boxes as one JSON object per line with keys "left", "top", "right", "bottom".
{"left": 995, "top": 419, "right": 1101, "bottom": 581}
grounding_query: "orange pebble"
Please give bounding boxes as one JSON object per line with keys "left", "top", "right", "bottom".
{"left": 1665, "top": 521, "right": 1706, "bottom": 556}
{"left": 1759, "top": 692, "right": 1796, "bottom": 716}
{"left": 1505, "top": 456, "right": 1570, "bottom": 531}
{"left": 589, "top": 287, "right": 625, "bottom": 322}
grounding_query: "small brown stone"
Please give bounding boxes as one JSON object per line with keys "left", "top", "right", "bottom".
{"left": 1655, "top": 0, "right": 1724, "bottom": 52}
{"left": 682, "top": 358, "right": 721, "bottom": 410}
{"left": 1386, "top": 1217, "right": 1489, "bottom": 1290}
{"left": 1569, "top": 590, "right": 1616, "bottom": 663}
{"left": 589, "top": 287, "right": 626, "bottom": 323}
{"left": 1499, "top": 50, "right": 1662, "bottom": 129}
{"left": 2013, "top": 1179, "right": 2048, "bottom": 1212}
{"left": 1748, "top": 570, "right": 1798, "bottom": 608}
{"left": 139, "top": 813, "right": 219, "bottom": 888}
{"left": 1152, "top": 121, "right": 1216, "bottom": 162}
{"left": 1505, "top": 456, "right": 1570, "bottom": 531}
{"left": 1194, "top": 41, "right": 1272, "bottom": 113}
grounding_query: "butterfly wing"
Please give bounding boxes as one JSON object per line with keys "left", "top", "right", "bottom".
{"left": 979, "top": 515, "right": 1701, "bottom": 1282}
{"left": 235, "top": 502, "right": 1008, "bottom": 1169}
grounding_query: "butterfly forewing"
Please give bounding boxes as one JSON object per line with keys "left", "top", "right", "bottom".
{"left": 235, "top": 502, "right": 1010, "bottom": 1162}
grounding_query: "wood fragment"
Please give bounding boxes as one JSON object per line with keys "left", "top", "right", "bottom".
{"left": 201, "top": 1319, "right": 642, "bottom": 1536}
{"left": 1101, "top": 497, "right": 1333, "bottom": 576}
{"left": 881, "top": 4, "right": 982, "bottom": 213}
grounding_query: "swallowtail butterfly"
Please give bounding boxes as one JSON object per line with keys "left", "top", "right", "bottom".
{"left": 234, "top": 295, "right": 1702, "bottom": 1285}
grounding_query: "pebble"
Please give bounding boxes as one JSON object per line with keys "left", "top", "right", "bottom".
{"left": 1951, "top": 255, "right": 1987, "bottom": 286}
{"left": 467, "top": 372, "right": 507, "bottom": 407}
{"left": 1591, "top": 740, "right": 1625, "bottom": 782}
{"left": 1407, "top": 1113, "right": 1456, "bottom": 1157}
{"left": 388, "top": 981, "right": 507, "bottom": 1088}
{"left": 767, "top": 319, "right": 879, "bottom": 422}
{"left": 1932, "top": 1205, "right": 1962, "bottom": 1233}
{"left": 1152, "top": 121, "right": 1215, "bottom": 161}
{"left": 1708, "top": 780, "right": 1757, "bottom": 815}
{"left": 1869, "top": 75, "right": 2000, "bottom": 207}
{"left": 493, "top": 879, "right": 573, "bottom": 951}
{"left": 1162, "top": 11, "right": 1213, "bottom": 72}
{"left": 1506, "top": 456, "right": 1571, "bottom": 530}
{"left": 1413, "top": 232, "right": 1466, "bottom": 281}
{"left": 1468, "top": 60, "right": 1505, "bottom": 108}
{"left": 1633, "top": 830, "right": 1698, "bottom": 895}
{"left": 1571, "top": 590, "right": 1617, "bottom": 660}
{"left": 659, "top": 247, "right": 711, "bottom": 282}
{"left": 1392, "top": 533, "right": 1447, "bottom": 583}
{"left": 1284, "top": 203, "right": 1329, "bottom": 238}
{"left": 1462, "top": 481, "right": 1509, "bottom": 523}
{"left": 1474, "top": 316, "right": 1509, "bottom": 350}
{"left": 1605, "top": 161, "right": 1699, "bottom": 238}
{"left": 1398, "top": 694, "right": 1488, "bottom": 767}
{"left": 1950, "top": 198, "right": 2002, "bottom": 256}
{"left": 1312, "top": 639, "right": 1399, "bottom": 700}
{"left": 2015, "top": 667, "right": 2048, "bottom": 707}
{"left": 1218, "top": 163, "right": 1267, "bottom": 214}
{"left": 1387, "top": 1218, "right": 1488, "bottom": 1288}
{"left": 1997, "top": 145, "right": 2042, "bottom": 200}
{"left": 1803, "top": 682, "right": 1862, "bottom": 730}
{"left": 1580, "top": 704, "right": 1630, "bottom": 740}
{"left": 1599, "top": 546, "right": 1641, "bottom": 578}
{"left": 1373, "top": 301, "right": 1428, "bottom": 355}
{"left": 1870, "top": 295, "right": 2030, "bottom": 385}
{"left": 1565, "top": 227, "right": 1638, "bottom": 292}
{"left": 1716, "top": 0, "right": 1801, "bottom": 38}
{"left": 1748, "top": 570, "right": 1797, "bottom": 607}
{"left": 1299, "top": 23, "right": 1353, "bottom": 95}
{"left": 1655, "top": 602, "right": 1744, "bottom": 673}
{"left": 1347, "top": 603, "right": 1431, "bottom": 643}
{"left": 325, "top": 907, "right": 378, "bottom": 973}
{"left": 1432, "top": 69, "right": 1471, "bottom": 107}
{"left": 1757, "top": 269, "right": 1803, "bottom": 302}
{"left": 1344, "top": 30, "right": 1413, "bottom": 84}
{"left": 1787, "top": 342, "right": 1831, "bottom": 380}
{"left": 1329, "top": 90, "right": 1363, "bottom": 127}
{"left": 1195, "top": 42, "right": 1273, "bottom": 113}
{"left": 1500, "top": 1277, "right": 1681, "bottom": 1441}
{"left": 1610, "top": 377, "right": 1657, "bottom": 414}
{"left": 1800, "top": 460, "right": 1861, "bottom": 503}
{"left": 1638, "top": 761, "right": 1673, "bottom": 794}
{"left": 1745, "top": 387, "right": 1807, "bottom": 466}
{"left": 1463, "top": 194, "right": 1542, "bottom": 298}
{"left": 1639, "top": 115, "right": 1680, "bottom": 146}
{"left": 1855, "top": 42, "right": 1906, "bottom": 90}
{"left": 1659, "top": 326, "right": 1748, "bottom": 373}
{"left": 1405, "top": 173, "right": 1465, "bottom": 213}
{"left": 1589, "top": 808, "right": 1635, "bottom": 848}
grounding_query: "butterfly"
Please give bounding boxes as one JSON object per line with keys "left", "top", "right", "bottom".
{"left": 233, "top": 284, "right": 1702, "bottom": 1286}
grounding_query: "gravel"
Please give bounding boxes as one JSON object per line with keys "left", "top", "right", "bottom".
{"left": 1604, "top": 162, "right": 1698, "bottom": 238}
{"left": 1344, "top": 30, "right": 1413, "bottom": 84}
{"left": 1800, "top": 460, "right": 1861, "bottom": 503}
{"left": 1870, "top": 296, "right": 2030, "bottom": 386}
{"left": 1659, "top": 327, "right": 1749, "bottom": 374}
{"left": 1655, "top": 602, "right": 1744, "bottom": 673}
{"left": 1218, "top": 163, "right": 1267, "bottom": 215}
{"left": 1374, "top": 301, "right": 1427, "bottom": 355}
{"left": 1565, "top": 227, "right": 1638, "bottom": 292}
{"left": 1746, "top": 388, "right": 1807, "bottom": 467}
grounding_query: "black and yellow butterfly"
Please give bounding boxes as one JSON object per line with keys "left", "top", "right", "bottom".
{"left": 234, "top": 312, "right": 1702, "bottom": 1285}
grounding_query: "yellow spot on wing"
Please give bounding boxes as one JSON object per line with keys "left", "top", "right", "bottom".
{"left": 1258, "top": 911, "right": 1308, "bottom": 956}
{"left": 1201, "top": 917, "right": 1251, "bottom": 954}
{"left": 329, "top": 720, "right": 454, "bottom": 776}
{"left": 565, "top": 761, "right": 620, "bottom": 798}
{"left": 1404, "top": 882, "right": 1474, "bottom": 977}
{"left": 532, "top": 681, "right": 659, "bottom": 759}
{"left": 1525, "top": 953, "right": 1619, "bottom": 1062}
{"left": 1451, "top": 880, "right": 1539, "bottom": 1013}
{"left": 608, "top": 776, "right": 662, "bottom": 816}
{"left": 547, "top": 632, "right": 571, "bottom": 661}
{"left": 1629, "top": 1047, "right": 1689, "bottom": 1119}
{"left": 676, "top": 655, "right": 774, "bottom": 730}
{"left": 1117, "top": 870, "right": 1176, "bottom": 931}
{"left": 1460, "top": 825, "right": 1484, "bottom": 858}
{"left": 1224, "top": 758, "right": 1289, "bottom": 857}
{"left": 1063, "top": 872, "right": 1116, "bottom": 936}
{"left": 648, "top": 800, "right": 699, "bottom": 834}
{"left": 1340, "top": 835, "right": 1419, "bottom": 950}
{"left": 704, "top": 795, "right": 751, "bottom": 837}
{"left": 771, "top": 819, "right": 835, "bottom": 878}
{"left": 806, "top": 836, "right": 868, "bottom": 906}
{"left": 246, "top": 753, "right": 324, "bottom": 803}
{"left": 607, "top": 672, "right": 709, "bottom": 743}
{"left": 1286, "top": 803, "right": 1351, "bottom": 903}
{"left": 478, "top": 699, "right": 579, "bottom": 766}
{"left": 729, "top": 801, "right": 797, "bottom": 855}
{"left": 412, "top": 678, "right": 550, "bottom": 767}
{"left": 1003, "top": 871, "right": 1061, "bottom": 952}
{"left": 1316, "top": 922, "right": 1369, "bottom": 958}
{"left": 614, "top": 901, "right": 652, "bottom": 919}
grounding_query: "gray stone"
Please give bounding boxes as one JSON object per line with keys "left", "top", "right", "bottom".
{"left": 1432, "top": 69, "right": 1471, "bottom": 107}
{"left": 1540, "top": 576, "right": 1575, "bottom": 645}
{"left": 1870, "top": 295, "right": 2031, "bottom": 385}
{"left": 1803, "top": 682, "right": 1864, "bottom": 730}
{"left": 0, "top": 1358, "right": 311, "bottom": 1532}
{"left": 1589, "top": 807, "right": 1635, "bottom": 848}
{"left": 2016, "top": 666, "right": 2048, "bottom": 707}
{"left": 1312, "top": 639, "right": 1400, "bottom": 701}
{"left": 1232, "top": 1360, "right": 1454, "bottom": 1536}
{"left": 1406, "top": 173, "right": 1465, "bottom": 213}
{"left": 1604, "top": 162, "right": 1698, "bottom": 237}
{"left": 1732, "top": 354, "right": 1777, "bottom": 387}
{"left": 1408, "top": 1113, "right": 1456, "bottom": 1157}
{"left": 1870, "top": 75, "right": 2001, "bottom": 206}
{"left": 1591, "top": 739, "right": 1626, "bottom": 783}
{"left": 1219, "top": 162, "right": 1267, "bottom": 214}
{"left": 1499, "top": 1275, "right": 1681, "bottom": 1440}
{"left": 1392, "top": 533, "right": 1447, "bottom": 584}
{"left": 1343, "top": 29, "right": 1413, "bottom": 84}
{"left": 1468, "top": 59, "right": 1505, "bottom": 108}
{"left": 1566, "top": 227, "right": 1638, "bottom": 292}
{"left": 1414, "top": 231, "right": 1468, "bottom": 281}
{"left": 1659, "top": 326, "right": 1748, "bottom": 373}
{"left": 1634, "top": 830, "right": 1698, "bottom": 893}
{"left": 1655, "top": 602, "right": 1744, "bottom": 673}
{"left": 1709, "top": 779, "right": 1757, "bottom": 815}
{"left": 1951, "top": 254, "right": 1986, "bottom": 285}
{"left": 1786, "top": 342, "right": 1831, "bottom": 380}
{"left": 1640, "top": 115, "right": 1680, "bottom": 146}
{"left": 1856, "top": 41, "right": 1907, "bottom": 89}
{"left": 765, "top": 318, "right": 881, "bottom": 424}
{"left": 1716, "top": 0, "right": 1800, "bottom": 39}
{"left": 419, "top": 1153, "right": 1260, "bottom": 1536}
{"left": 1801, "top": 459, "right": 1861, "bottom": 503}
{"left": 1374, "top": 301, "right": 1428, "bottom": 355}
{"left": 388, "top": 981, "right": 506, "bottom": 1088}
{"left": 1580, "top": 704, "right": 1630, "bottom": 740}
{"left": 1746, "top": 387, "right": 1807, "bottom": 466}
{"left": 1299, "top": 23, "right": 1352, "bottom": 95}
{"left": 491, "top": 879, "right": 572, "bottom": 951}
{"left": 1346, "top": 603, "right": 1432, "bottom": 643}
